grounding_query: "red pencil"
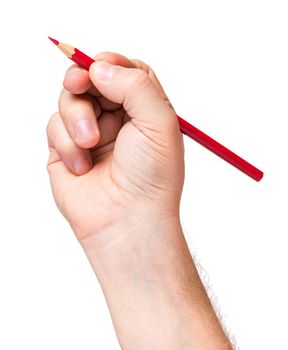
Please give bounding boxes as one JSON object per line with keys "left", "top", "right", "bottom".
{"left": 48, "top": 37, "right": 264, "bottom": 182}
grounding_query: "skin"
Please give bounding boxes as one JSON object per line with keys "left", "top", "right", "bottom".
{"left": 46, "top": 52, "right": 233, "bottom": 349}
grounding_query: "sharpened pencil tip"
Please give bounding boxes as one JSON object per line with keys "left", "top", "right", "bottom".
{"left": 48, "top": 36, "right": 59, "bottom": 45}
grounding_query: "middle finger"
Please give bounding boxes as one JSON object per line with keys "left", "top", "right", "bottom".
{"left": 58, "top": 88, "right": 101, "bottom": 149}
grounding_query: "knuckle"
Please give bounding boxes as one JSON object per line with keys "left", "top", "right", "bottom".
{"left": 132, "top": 60, "right": 174, "bottom": 111}
{"left": 62, "top": 76, "right": 69, "bottom": 90}
{"left": 63, "top": 69, "right": 77, "bottom": 90}
{"left": 146, "top": 65, "right": 155, "bottom": 78}
{"left": 163, "top": 95, "right": 175, "bottom": 112}
{"left": 67, "top": 64, "right": 78, "bottom": 73}
{"left": 132, "top": 59, "right": 156, "bottom": 78}
{"left": 60, "top": 100, "right": 83, "bottom": 123}
{"left": 124, "top": 69, "right": 154, "bottom": 113}
{"left": 63, "top": 64, "right": 79, "bottom": 80}
{"left": 58, "top": 88, "right": 68, "bottom": 111}
{"left": 66, "top": 102, "right": 82, "bottom": 118}
{"left": 60, "top": 140, "right": 74, "bottom": 154}
{"left": 46, "top": 112, "right": 60, "bottom": 138}
{"left": 130, "top": 69, "right": 152, "bottom": 91}
{"left": 146, "top": 65, "right": 158, "bottom": 82}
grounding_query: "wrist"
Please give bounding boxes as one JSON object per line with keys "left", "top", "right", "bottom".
{"left": 79, "top": 213, "right": 197, "bottom": 299}
{"left": 80, "top": 213, "right": 185, "bottom": 280}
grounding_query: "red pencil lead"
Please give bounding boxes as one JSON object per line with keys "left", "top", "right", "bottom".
{"left": 48, "top": 36, "right": 59, "bottom": 45}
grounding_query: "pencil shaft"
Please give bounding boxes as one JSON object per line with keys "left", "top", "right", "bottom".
{"left": 71, "top": 48, "right": 95, "bottom": 70}
{"left": 177, "top": 116, "right": 263, "bottom": 181}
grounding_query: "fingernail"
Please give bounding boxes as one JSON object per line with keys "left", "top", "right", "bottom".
{"left": 75, "top": 120, "right": 97, "bottom": 143}
{"left": 74, "top": 157, "right": 91, "bottom": 174}
{"left": 91, "top": 61, "right": 119, "bottom": 80}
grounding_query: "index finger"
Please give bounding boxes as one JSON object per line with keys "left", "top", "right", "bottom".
{"left": 63, "top": 52, "right": 135, "bottom": 96}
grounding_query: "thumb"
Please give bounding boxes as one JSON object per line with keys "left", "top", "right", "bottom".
{"left": 89, "top": 61, "right": 179, "bottom": 138}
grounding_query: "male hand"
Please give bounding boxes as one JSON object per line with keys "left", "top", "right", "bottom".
{"left": 47, "top": 52, "right": 184, "bottom": 243}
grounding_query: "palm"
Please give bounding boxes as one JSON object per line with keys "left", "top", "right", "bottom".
{"left": 49, "top": 106, "right": 177, "bottom": 240}
{"left": 47, "top": 53, "right": 184, "bottom": 241}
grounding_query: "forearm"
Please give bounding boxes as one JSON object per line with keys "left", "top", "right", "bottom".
{"left": 80, "top": 216, "right": 232, "bottom": 350}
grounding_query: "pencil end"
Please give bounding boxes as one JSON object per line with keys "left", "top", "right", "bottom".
{"left": 256, "top": 171, "right": 264, "bottom": 182}
{"left": 48, "top": 36, "right": 59, "bottom": 46}
{"left": 252, "top": 169, "right": 264, "bottom": 182}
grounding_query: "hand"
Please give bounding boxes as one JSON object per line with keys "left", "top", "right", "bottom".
{"left": 46, "top": 52, "right": 185, "bottom": 243}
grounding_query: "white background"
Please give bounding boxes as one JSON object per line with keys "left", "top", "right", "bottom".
{"left": 0, "top": 0, "right": 287, "bottom": 349}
